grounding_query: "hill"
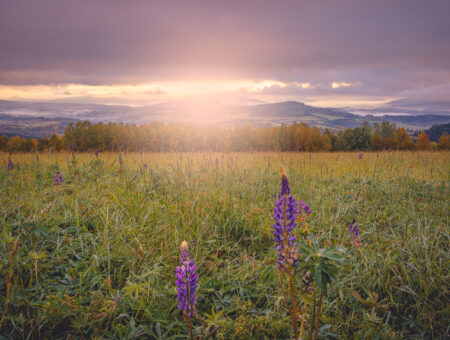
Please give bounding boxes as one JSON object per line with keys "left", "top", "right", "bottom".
{"left": 1, "top": 99, "right": 449, "bottom": 138}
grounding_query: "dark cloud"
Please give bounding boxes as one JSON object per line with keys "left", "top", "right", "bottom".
{"left": 0, "top": 0, "right": 449, "bottom": 101}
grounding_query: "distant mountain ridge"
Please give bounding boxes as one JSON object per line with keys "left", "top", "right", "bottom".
{"left": 0, "top": 99, "right": 449, "bottom": 138}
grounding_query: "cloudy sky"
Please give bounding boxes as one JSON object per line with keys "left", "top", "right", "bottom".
{"left": 1, "top": 0, "right": 449, "bottom": 108}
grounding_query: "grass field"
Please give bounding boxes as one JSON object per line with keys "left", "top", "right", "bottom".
{"left": 0, "top": 151, "right": 449, "bottom": 339}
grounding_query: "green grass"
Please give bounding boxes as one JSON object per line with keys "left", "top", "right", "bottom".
{"left": 0, "top": 151, "right": 449, "bottom": 339}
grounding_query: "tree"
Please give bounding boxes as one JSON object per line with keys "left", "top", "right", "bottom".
{"left": 48, "top": 134, "right": 63, "bottom": 151}
{"left": 439, "top": 133, "right": 450, "bottom": 150}
{"left": 416, "top": 131, "right": 432, "bottom": 150}
{"left": 380, "top": 121, "right": 397, "bottom": 139}
{"left": 396, "top": 128, "right": 415, "bottom": 150}
{"left": 38, "top": 137, "right": 49, "bottom": 151}
{"left": 0, "top": 135, "right": 8, "bottom": 151}
{"left": 370, "top": 134, "right": 384, "bottom": 151}
{"left": 7, "top": 136, "right": 23, "bottom": 152}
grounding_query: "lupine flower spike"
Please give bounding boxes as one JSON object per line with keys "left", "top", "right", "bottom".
{"left": 95, "top": 148, "right": 99, "bottom": 157}
{"left": 349, "top": 219, "right": 366, "bottom": 268}
{"left": 273, "top": 167, "right": 300, "bottom": 339}
{"left": 349, "top": 219, "right": 360, "bottom": 245}
{"left": 358, "top": 153, "right": 363, "bottom": 159}
{"left": 273, "top": 166, "right": 299, "bottom": 271}
{"left": 176, "top": 241, "right": 198, "bottom": 340}
{"left": 299, "top": 200, "right": 312, "bottom": 215}
{"left": 7, "top": 157, "right": 13, "bottom": 170}
{"left": 54, "top": 172, "right": 63, "bottom": 185}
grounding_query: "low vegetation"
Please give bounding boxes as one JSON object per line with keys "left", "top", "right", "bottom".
{"left": 0, "top": 151, "right": 449, "bottom": 339}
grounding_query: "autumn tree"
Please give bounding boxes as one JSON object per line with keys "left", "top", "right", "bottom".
{"left": 48, "top": 134, "right": 63, "bottom": 151}
{"left": 396, "top": 128, "right": 415, "bottom": 150}
{"left": 30, "top": 138, "right": 39, "bottom": 151}
{"left": 439, "top": 133, "right": 450, "bottom": 150}
{"left": 7, "top": 136, "right": 25, "bottom": 152}
{"left": 416, "top": 131, "right": 432, "bottom": 150}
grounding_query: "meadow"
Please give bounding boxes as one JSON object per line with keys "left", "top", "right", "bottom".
{"left": 0, "top": 151, "right": 449, "bottom": 339}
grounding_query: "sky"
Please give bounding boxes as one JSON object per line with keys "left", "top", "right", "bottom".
{"left": 1, "top": 0, "right": 450, "bottom": 108}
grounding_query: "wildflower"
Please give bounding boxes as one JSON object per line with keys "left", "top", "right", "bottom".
{"left": 349, "top": 219, "right": 362, "bottom": 247}
{"left": 175, "top": 241, "right": 198, "bottom": 318}
{"left": 143, "top": 163, "right": 148, "bottom": 169}
{"left": 95, "top": 148, "right": 99, "bottom": 157}
{"left": 8, "top": 157, "right": 13, "bottom": 170}
{"left": 119, "top": 154, "right": 123, "bottom": 166}
{"left": 349, "top": 219, "right": 359, "bottom": 240}
{"left": 69, "top": 143, "right": 74, "bottom": 152}
{"left": 358, "top": 153, "right": 363, "bottom": 159}
{"left": 273, "top": 167, "right": 299, "bottom": 271}
{"left": 54, "top": 172, "right": 63, "bottom": 185}
{"left": 299, "top": 200, "right": 312, "bottom": 214}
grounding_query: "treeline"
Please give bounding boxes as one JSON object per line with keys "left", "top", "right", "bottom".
{"left": 1, "top": 121, "right": 449, "bottom": 153}
{"left": 419, "top": 123, "right": 450, "bottom": 142}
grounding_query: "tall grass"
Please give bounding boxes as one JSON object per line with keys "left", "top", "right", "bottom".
{"left": 0, "top": 151, "right": 449, "bottom": 339}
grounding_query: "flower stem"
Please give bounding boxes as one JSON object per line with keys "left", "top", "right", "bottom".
{"left": 288, "top": 272, "right": 299, "bottom": 339}
{"left": 277, "top": 269, "right": 291, "bottom": 315}
{"left": 315, "top": 291, "right": 323, "bottom": 340}
{"left": 309, "top": 283, "right": 316, "bottom": 340}
{"left": 300, "top": 307, "right": 306, "bottom": 339}
{"left": 188, "top": 316, "right": 193, "bottom": 340}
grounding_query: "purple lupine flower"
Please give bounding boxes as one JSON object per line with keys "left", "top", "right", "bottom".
{"left": 349, "top": 219, "right": 359, "bottom": 242}
{"left": 119, "top": 154, "right": 123, "bottom": 166}
{"left": 143, "top": 163, "right": 148, "bottom": 169}
{"left": 69, "top": 143, "right": 74, "bottom": 152}
{"left": 175, "top": 241, "right": 198, "bottom": 318}
{"left": 358, "top": 153, "right": 363, "bottom": 159}
{"left": 273, "top": 167, "right": 299, "bottom": 271}
{"left": 299, "top": 200, "right": 312, "bottom": 214}
{"left": 54, "top": 172, "right": 63, "bottom": 185}
{"left": 7, "top": 157, "right": 13, "bottom": 170}
{"left": 95, "top": 148, "right": 99, "bottom": 157}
